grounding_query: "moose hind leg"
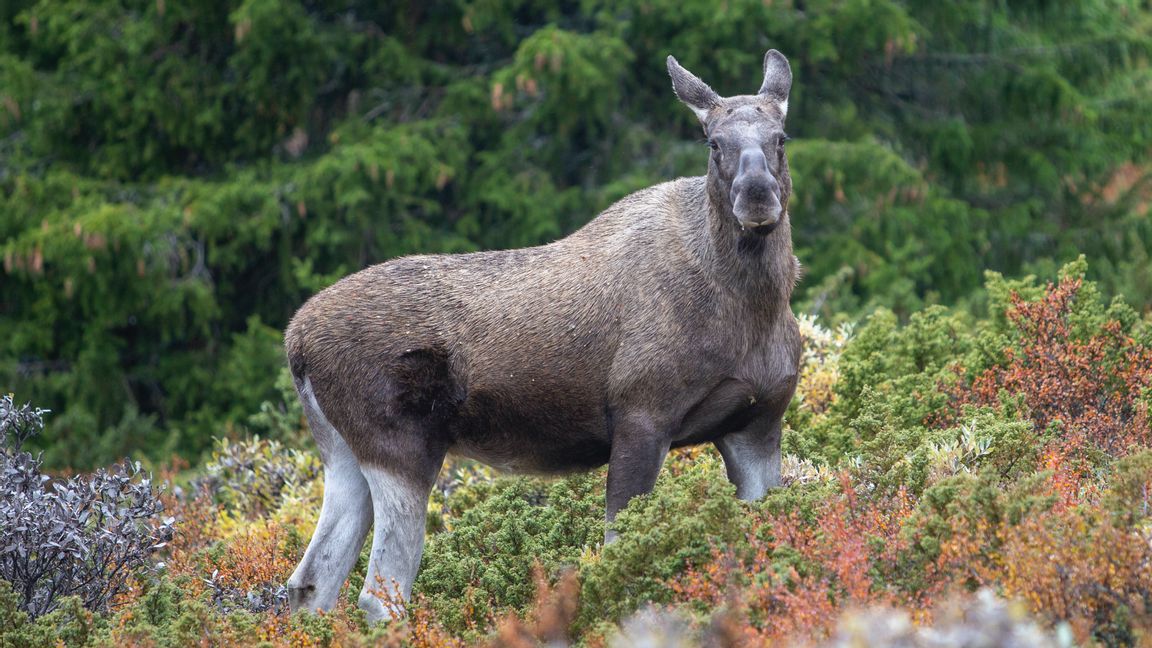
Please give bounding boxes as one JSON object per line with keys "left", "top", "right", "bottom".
{"left": 287, "top": 379, "right": 373, "bottom": 613}
{"left": 714, "top": 416, "right": 782, "bottom": 501}
{"left": 356, "top": 461, "right": 439, "bottom": 623}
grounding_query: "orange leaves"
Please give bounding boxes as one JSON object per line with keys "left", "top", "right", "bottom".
{"left": 917, "top": 273, "right": 1152, "bottom": 640}
{"left": 1038, "top": 439, "right": 1096, "bottom": 512}
{"left": 670, "top": 478, "right": 916, "bottom": 643}
{"left": 928, "top": 506, "right": 1000, "bottom": 596}
{"left": 993, "top": 509, "right": 1152, "bottom": 645}
{"left": 208, "top": 522, "right": 296, "bottom": 594}
{"left": 915, "top": 464, "right": 1152, "bottom": 645}
{"left": 368, "top": 590, "right": 468, "bottom": 648}
{"left": 948, "top": 275, "right": 1152, "bottom": 457}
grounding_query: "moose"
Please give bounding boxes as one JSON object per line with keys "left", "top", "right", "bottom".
{"left": 285, "top": 49, "right": 802, "bottom": 622}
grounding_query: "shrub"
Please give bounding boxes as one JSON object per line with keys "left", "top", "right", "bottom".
{"left": 788, "top": 305, "right": 971, "bottom": 466}
{"left": 160, "top": 438, "right": 322, "bottom": 620}
{"left": 198, "top": 520, "right": 293, "bottom": 615}
{"left": 484, "top": 567, "right": 580, "bottom": 648}
{"left": 945, "top": 269, "right": 1152, "bottom": 459}
{"left": 0, "top": 581, "right": 95, "bottom": 648}
{"left": 579, "top": 460, "right": 750, "bottom": 629}
{"left": 190, "top": 435, "right": 320, "bottom": 519}
{"left": 0, "top": 395, "right": 175, "bottom": 618}
{"left": 1101, "top": 449, "right": 1152, "bottom": 527}
{"left": 415, "top": 472, "right": 604, "bottom": 635}
{"left": 991, "top": 506, "right": 1152, "bottom": 646}
{"left": 670, "top": 475, "right": 914, "bottom": 643}
{"left": 789, "top": 314, "right": 854, "bottom": 426}
{"left": 427, "top": 458, "right": 499, "bottom": 534}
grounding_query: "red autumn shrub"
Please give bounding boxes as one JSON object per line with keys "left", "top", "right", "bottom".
{"left": 671, "top": 476, "right": 916, "bottom": 643}
{"left": 946, "top": 276, "right": 1152, "bottom": 457}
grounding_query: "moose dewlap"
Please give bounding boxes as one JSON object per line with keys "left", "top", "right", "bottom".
{"left": 285, "top": 49, "right": 802, "bottom": 623}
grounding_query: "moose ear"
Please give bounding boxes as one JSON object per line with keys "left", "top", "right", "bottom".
{"left": 667, "top": 55, "right": 721, "bottom": 123}
{"left": 758, "top": 49, "right": 792, "bottom": 116}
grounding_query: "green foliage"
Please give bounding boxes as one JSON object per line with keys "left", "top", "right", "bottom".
{"left": 97, "top": 575, "right": 291, "bottom": 648}
{"left": 0, "top": 584, "right": 95, "bottom": 648}
{"left": 2, "top": 0, "right": 1150, "bottom": 466}
{"left": 788, "top": 303, "right": 973, "bottom": 466}
{"left": 191, "top": 435, "right": 320, "bottom": 518}
{"left": 908, "top": 472, "right": 1014, "bottom": 561}
{"left": 107, "top": 577, "right": 212, "bottom": 647}
{"left": 1101, "top": 449, "right": 1152, "bottom": 527}
{"left": 788, "top": 140, "right": 988, "bottom": 317}
{"left": 414, "top": 472, "right": 604, "bottom": 634}
{"left": 245, "top": 366, "right": 308, "bottom": 445}
{"left": 578, "top": 455, "right": 750, "bottom": 627}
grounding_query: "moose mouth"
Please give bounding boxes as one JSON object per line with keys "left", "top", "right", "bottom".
{"left": 732, "top": 183, "right": 782, "bottom": 236}
{"left": 746, "top": 221, "right": 779, "bottom": 236}
{"left": 734, "top": 199, "right": 782, "bottom": 236}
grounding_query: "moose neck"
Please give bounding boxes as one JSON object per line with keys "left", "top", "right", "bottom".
{"left": 696, "top": 171, "right": 796, "bottom": 311}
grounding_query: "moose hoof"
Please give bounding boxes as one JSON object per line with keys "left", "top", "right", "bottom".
{"left": 287, "top": 582, "right": 320, "bottom": 613}
{"left": 358, "top": 591, "right": 405, "bottom": 624}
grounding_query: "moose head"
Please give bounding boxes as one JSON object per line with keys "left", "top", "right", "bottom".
{"left": 668, "top": 50, "right": 793, "bottom": 235}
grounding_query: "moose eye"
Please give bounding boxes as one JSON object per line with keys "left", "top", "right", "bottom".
{"left": 779, "top": 134, "right": 791, "bottom": 147}
{"left": 708, "top": 139, "right": 720, "bottom": 152}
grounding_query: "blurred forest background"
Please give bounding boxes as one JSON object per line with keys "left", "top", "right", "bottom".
{"left": 2, "top": 0, "right": 1151, "bottom": 469}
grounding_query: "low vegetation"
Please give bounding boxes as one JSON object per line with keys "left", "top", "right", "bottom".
{"left": 0, "top": 396, "right": 173, "bottom": 623}
{"left": 1, "top": 259, "right": 1149, "bottom": 646}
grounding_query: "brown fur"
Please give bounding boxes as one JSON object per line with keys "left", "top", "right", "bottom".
{"left": 287, "top": 171, "right": 800, "bottom": 469}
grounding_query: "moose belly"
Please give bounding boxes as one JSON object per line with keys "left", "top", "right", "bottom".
{"left": 451, "top": 434, "right": 612, "bottom": 474}
{"left": 448, "top": 387, "right": 613, "bottom": 474}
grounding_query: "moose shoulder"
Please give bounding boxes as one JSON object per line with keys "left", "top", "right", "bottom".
{"left": 285, "top": 50, "right": 802, "bottom": 623}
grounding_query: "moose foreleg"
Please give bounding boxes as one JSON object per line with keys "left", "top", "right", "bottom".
{"left": 604, "top": 412, "right": 669, "bottom": 543}
{"left": 715, "top": 416, "right": 782, "bottom": 501}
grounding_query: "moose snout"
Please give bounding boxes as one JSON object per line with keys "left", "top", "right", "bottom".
{"left": 731, "top": 150, "right": 782, "bottom": 233}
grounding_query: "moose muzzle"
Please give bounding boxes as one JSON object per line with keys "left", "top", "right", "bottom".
{"left": 731, "top": 148, "right": 782, "bottom": 234}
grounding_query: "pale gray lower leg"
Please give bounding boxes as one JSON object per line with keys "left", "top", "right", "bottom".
{"left": 714, "top": 417, "right": 782, "bottom": 501}
{"left": 356, "top": 463, "right": 434, "bottom": 623}
{"left": 287, "top": 378, "right": 373, "bottom": 613}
